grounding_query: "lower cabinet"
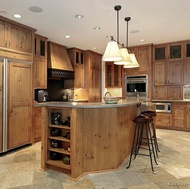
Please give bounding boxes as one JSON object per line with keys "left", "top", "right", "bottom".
{"left": 156, "top": 102, "right": 190, "bottom": 131}
{"left": 156, "top": 113, "right": 172, "bottom": 127}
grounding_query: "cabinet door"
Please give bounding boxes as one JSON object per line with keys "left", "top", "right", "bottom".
{"left": 169, "top": 42, "right": 183, "bottom": 60}
{"left": 74, "top": 64, "right": 84, "bottom": 88}
{"left": 9, "top": 23, "right": 33, "bottom": 53}
{"left": 167, "top": 86, "right": 183, "bottom": 100}
{"left": 35, "top": 34, "right": 47, "bottom": 58}
{"left": 172, "top": 103, "right": 186, "bottom": 128}
{"left": 186, "top": 103, "right": 190, "bottom": 129}
{"left": 152, "top": 86, "right": 167, "bottom": 100}
{"left": 0, "top": 20, "right": 8, "bottom": 48}
{"left": 8, "top": 62, "right": 32, "bottom": 150}
{"left": 154, "top": 44, "right": 168, "bottom": 62}
{"left": 184, "top": 41, "right": 190, "bottom": 59}
{"left": 184, "top": 59, "right": 190, "bottom": 84}
{"left": 156, "top": 113, "right": 172, "bottom": 127}
{"left": 34, "top": 57, "right": 47, "bottom": 89}
{"left": 167, "top": 61, "right": 183, "bottom": 84}
{"left": 105, "top": 62, "right": 122, "bottom": 87}
{"left": 154, "top": 62, "right": 166, "bottom": 85}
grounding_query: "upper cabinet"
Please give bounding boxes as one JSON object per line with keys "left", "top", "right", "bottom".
{"left": 84, "top": 50, "right": 102, "bottom": 102}
{"left": 0, "top": 17, "right": 34, "bottom": 54}
{"left": 67, "top": 48, "right": 84, "bottom": 88}
{"left": 33, "top": 34, "right": 47, "bottom": 89}
{"left": 154, "top": 42, "right": 183, "bottom": 62}
{"left": 35, "top": 34, "right": 47, "bottom": 58}
{"left": 105, "top": 62, "right": 122, "bottom": 87}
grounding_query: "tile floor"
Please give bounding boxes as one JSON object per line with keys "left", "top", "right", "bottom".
{"left": 0, "top": 129, "right": 190, "bottom": 189}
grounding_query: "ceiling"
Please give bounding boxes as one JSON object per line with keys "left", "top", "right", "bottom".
{"left": 1, "top": 0, "right": 190, "bottom": 54}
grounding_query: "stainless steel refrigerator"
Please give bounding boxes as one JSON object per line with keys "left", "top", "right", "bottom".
{"left": 0, "top": 57, "right": 32, "bottom": 153}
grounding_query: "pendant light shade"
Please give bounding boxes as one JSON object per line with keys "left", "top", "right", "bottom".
{"left": 114, "top": 47, "right": 131, "bottom": 65}
{"left": 102, "top": 40, "right": 123, "bottom": 61}
{"left": 102, "top": 5, "right": 123, "bottom": 62}
{"left": 123, "top": 53, "right": 139, "bottom": 68}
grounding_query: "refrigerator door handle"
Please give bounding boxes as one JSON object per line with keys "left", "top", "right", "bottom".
{"left": 2, "top": 58, "right": 8, "bottom": 152}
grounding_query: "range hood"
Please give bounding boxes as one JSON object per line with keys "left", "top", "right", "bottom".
{"left": 47, "top": 41, "right": 74, "bottom": 79}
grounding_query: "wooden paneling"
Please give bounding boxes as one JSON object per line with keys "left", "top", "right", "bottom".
{"left": 48, "top": 41, "right": 73, "bottom": 71}
{"left": 33, "top": 107, "right": 42, "bottom": 142}
{"left": 8, "top": 62, "right": 32, "bottom": 150}
{"left": 41, "top": 105, "right": 138, "bottom": 180}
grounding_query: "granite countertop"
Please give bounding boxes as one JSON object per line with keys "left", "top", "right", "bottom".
{"left": 34, "top": 99, "right": 143, "bottom": 109}
{"left": 152, "top": 99, "right": 190, "bottom": 102}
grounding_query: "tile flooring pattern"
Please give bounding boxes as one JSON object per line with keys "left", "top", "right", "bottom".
{"left": 0, "top": 129, "right": 190, "bottom": 189}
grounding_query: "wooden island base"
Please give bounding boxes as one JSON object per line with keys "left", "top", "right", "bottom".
{"left": 40, "top": 102, "right": 138, "bottom": 180}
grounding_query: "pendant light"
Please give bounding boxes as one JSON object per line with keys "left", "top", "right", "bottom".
{"left": 114, "top": 17, "right": 132, "bottom": 65}
{"left": 123, "top": 17, "right": 139, "bottom": 68}
{"left": 102, "top": 5, "right": 123, "bottom": 62}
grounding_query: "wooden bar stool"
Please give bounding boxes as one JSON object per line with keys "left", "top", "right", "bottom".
{"left": 127, "top": 115, "right": 158, "bottom": 173}
{"left": 141, "top": 110, "right": 160, "bottom": 157}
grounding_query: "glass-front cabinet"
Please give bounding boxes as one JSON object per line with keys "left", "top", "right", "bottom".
{"left": 154, "top": 42, "right": 183, "bottom": 62}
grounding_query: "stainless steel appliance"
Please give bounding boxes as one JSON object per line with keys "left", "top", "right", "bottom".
{"left": 126, "top": 75, "right": 148, "bottom": 98}
{"left": 35, "top": 89, "right": 49, "bottom": 102}
{"left": 155, "top": 102, "right": 172, "bottom": 113}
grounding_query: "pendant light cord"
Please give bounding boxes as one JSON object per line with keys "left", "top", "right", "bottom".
{"left": 114, "top": 5, "right": 121, "bottom": 44}
{"left": 125, "top": 17, "right": 131, "bottom": 48}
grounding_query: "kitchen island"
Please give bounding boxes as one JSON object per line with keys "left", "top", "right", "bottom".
{"left": 38, "top": 99, "right": 143, "bottom": 180}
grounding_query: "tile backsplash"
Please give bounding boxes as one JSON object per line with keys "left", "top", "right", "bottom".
{"left": 105, "top": 88, "right": 122, "bottom": 97}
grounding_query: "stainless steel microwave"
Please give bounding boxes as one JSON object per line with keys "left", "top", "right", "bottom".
{"left": 155, "top": 102, "right": 172, "bottom": 113}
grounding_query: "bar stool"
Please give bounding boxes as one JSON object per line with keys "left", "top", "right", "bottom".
{"left": 127, "top": 115, "right": 158, "bottom": 173}
{"left": 141, "top": 110, "right": 160, "bottom": 157}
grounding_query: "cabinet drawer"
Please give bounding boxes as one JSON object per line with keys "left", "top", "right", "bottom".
{"left": 156, "top": 113, "right": 172, "bottom": 126}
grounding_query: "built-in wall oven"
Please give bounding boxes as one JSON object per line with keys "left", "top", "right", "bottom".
{"left": 126, "top": 75, "right": 148, "bottom": 98}
{"left": 155, "top": 102, "right": 172, "bottom": 113}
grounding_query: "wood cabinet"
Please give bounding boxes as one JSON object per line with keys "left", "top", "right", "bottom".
{"left": 153, "top": 86, "right": 182, "bottom": 100}
{"left": 124, "top": 44, "right": 153, "bottom": 99}
{"left": 84, "top": 50, "right": 102, "bottom": 102}
{"left": 0, "top": 17, "right": 34, "bottom": 53}
{"left": 184, "top": 59, "right": 190, "bottom": 84}
{"left": 67, "top": 48, "right": 84, "bottom": 88}
{"left": 125, "top": 44, "right": 153, "bottom": 75}
{"left": 186, "top": 103, "right": 190, "bottom": 129}
{"left": 46, "top": 108, "right": 71, "bottom": 174}
{"left": 154, "top": 42, "right": 183, "bottom": 62}
{"left": 172, "top": 103, "right": 186, "bottom": 128}
{"left": 154, "top": 62, "right": 166, "bottom": 85}
{"left": 167, "top": 60, "right": 183, "bottom": 85}
{"left": 105, "top": 62, "right": 122, "bottom": 87}
{"left": 156, "top": 113, "right": 172, "bottom": 127}
{"left": 8, "top": 62, "right": 32, "bottom": 150}
{"left": 184, "top": 40, "right": 190, "bottom": 59}
{"left": 33, "top": 34, "right": 47, "bottom": 89}
{"left": 33, "top": 107, "right": 42, "bottom": 142}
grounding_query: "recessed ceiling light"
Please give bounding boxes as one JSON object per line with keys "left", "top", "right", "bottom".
{"left": 92, "top": 47, "right": 97, "bottom": 50}
{"left": 65, "top": 35, "right": 71, "bottom": 39}
{"left": 93, "top": 27, "right": 101, "bottom": 30}
{"left": 0, "top": 10, "right": 7, "bottom": 14}
{"left": 130, "top": 30, "right": 140, "bottom": 34}
{"left": 13, "top": 14, "right": 22, "bottom": 19}
{"left": 29, "top": 6, "right": 43, "bottom": 13}
{"left": 140, "top": 39, "right": 145, "bottom": 42}
{"left": 75, "top": 14, "right": 84, "bottom": 19}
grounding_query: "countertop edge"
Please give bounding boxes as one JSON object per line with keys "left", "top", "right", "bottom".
{"left": 34, "top": 99, "right": 143, "bottom": 109}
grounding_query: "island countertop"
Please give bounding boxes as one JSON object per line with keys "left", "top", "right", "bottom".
{"left": 35, "top": 98, "right": 144, "bottom": 108}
